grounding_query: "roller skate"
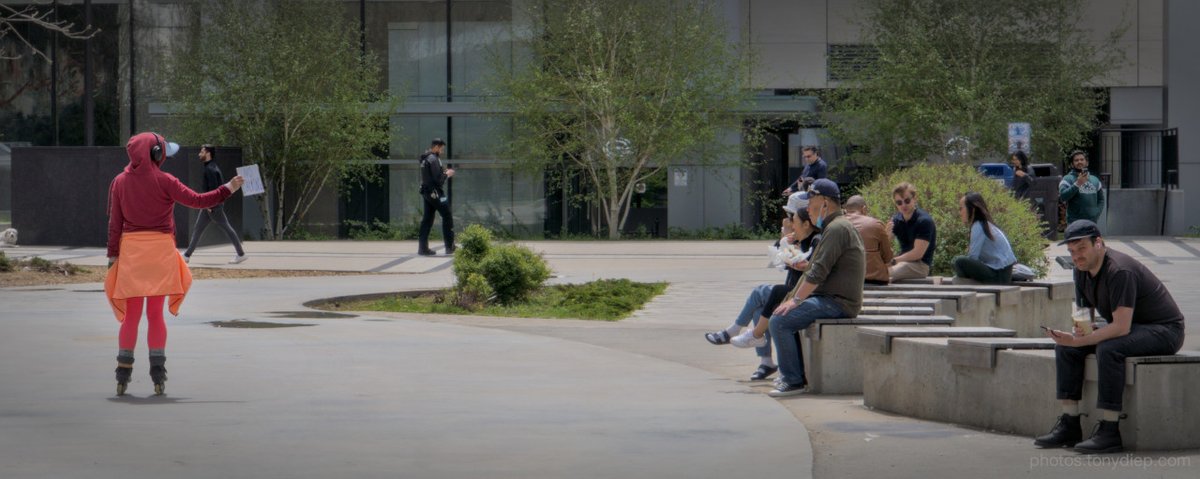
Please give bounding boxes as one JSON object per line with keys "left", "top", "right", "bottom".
{"left": 148, "top": 354, "right": 167, "bottom": 396}
{"left": 115, "top": 353, "right": 134, "bottom": 396}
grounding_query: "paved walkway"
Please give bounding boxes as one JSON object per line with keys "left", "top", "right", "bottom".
{"left": 1, "top": 238, "right": 1197, "bottom": 478}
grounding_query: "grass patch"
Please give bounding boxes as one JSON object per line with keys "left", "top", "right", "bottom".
{"left": 325, "top": 279, "right": 668, "bottom": 321}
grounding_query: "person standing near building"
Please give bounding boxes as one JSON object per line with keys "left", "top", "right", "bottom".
{"left": 1059, "top": 150, "right": 1104, "bottom": 223}
{"left": 1009, "top": 151, "right": 1034, "bottom": 200}
{"left": 106, "top": 132, "right": 244, "bottom": 396}
{"left": 1035, "top": 220, "right": 1184, "bottom": 454}
{"left": 418, "top": 138, "right": 455, "bottom": 256}
{"left": 183, "top": 145, "right": 247, "bottom": 264}
{"left": 782, "top": 146, "right": 827, "bottom": 196}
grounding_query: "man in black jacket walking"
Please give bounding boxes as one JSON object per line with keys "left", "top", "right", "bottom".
{"left": 418, "top": 138, "right": 455, "bottom": 256}
{"left": 183, "top": 145, "right": 247, "bottom": 264}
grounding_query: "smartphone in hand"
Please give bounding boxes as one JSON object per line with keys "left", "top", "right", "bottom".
{"left": 1040, "top": 325, "right": 1062, "bottom": 337}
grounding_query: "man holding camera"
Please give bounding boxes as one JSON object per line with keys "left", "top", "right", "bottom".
{"left": 1059, "top": 150, "right": 1105, "bottom": 224}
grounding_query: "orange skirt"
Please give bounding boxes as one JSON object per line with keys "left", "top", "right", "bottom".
{"left": 104, "top": 231, "right": 192, "bottom": 322}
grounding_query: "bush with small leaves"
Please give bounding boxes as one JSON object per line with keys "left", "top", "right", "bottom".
{"left": 479, "top": 244, "right": 551, "bottom": 304}
{"left": 448, "top": 272, "right": 495, "bottom": 311}
{"left": 452, "top": 224, "right": 494, "bottom": 285}
{"left": 0, "top": 252, "right": 12, "bottom": 273}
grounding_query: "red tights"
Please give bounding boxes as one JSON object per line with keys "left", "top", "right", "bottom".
{"left": 118, "top": 296, "right": 167, "bottom": 350}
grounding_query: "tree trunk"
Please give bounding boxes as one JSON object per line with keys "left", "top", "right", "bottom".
{"left": 606, "top": 200, "right": 622, "bottom": 240}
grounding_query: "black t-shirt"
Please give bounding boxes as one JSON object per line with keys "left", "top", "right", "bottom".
{"left": 891, "top": 208, "right": 937, "bottom": 265}
{"left": 1075, "top": 249, "right": 1184, "bottom": 326}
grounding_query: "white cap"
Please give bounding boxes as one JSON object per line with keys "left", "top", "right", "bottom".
{"left": 782, "top": 191, "right": 809, "bottom": 214}
{"left": 165, "top": 142, "right": 180, "bottom": 158}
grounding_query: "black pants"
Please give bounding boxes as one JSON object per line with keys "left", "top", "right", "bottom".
{"left": 184, "top": 205, "right": 244, "bottom": 257}
{"left": 952, "top": 256, "right": 1012, "bottom": 284}
{"left": 1055, "top": 322, "right": 1184, "bottom": 411}
{"left": 418, "top": 194, "right": 454, "bottom": 251}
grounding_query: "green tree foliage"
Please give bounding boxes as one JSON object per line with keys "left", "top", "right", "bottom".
{"left": 827, "top": 0, "right": 1126, "bottom": 168}
{"left": 491, "top": 0, "right": 753, "bottom": 238}
{"left": 859, "top": 163, "right": 1049, "bottom": 278}
{"left": 165, "top": 0, "right": 393, "bottom": 239}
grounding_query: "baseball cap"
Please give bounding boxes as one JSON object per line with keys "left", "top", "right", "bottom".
{"left": 1058, "top": 220, "right": 1102, "bottom": 245}
{"left": 165, "top": 142, "right": 180, "bottom": 158}
{"left": 782, "top": 191, "right": 809, "bottom": 214}
{"left": 807, "top": 178, "right": 840, "bottom": 200}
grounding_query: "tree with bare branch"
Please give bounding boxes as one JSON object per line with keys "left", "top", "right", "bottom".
{"left": 0, "top": 2, "right": 98, "bottom": 61}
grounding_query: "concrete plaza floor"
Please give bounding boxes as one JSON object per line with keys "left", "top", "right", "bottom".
{"left": 1, "top": 238, "right": 1197, "bottom": 478}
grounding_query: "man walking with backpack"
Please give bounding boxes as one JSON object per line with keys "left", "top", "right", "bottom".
{"left": 418, "top": 138, "right": 455, "bottom": 256}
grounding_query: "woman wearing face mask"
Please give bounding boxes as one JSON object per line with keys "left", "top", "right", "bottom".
{"left": 703, "top": 192, "right": 822, "bottom": 381}
{"left": 952, "top": 192, "right": 1017, "bottom": 284}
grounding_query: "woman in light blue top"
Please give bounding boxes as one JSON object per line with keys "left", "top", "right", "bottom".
{"left": 953, "top": 192, "right": 1018, "bottom": 284}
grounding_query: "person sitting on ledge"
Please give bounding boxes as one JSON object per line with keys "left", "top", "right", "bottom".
{"left": 842, "top": 195, "right": 892, "bottom": 285}
{"left": 703, "top": 190, "right": 820, "bottom": 382}
{"left": 1035, "top": 220, "right": 1185, "bottom": 454}
{"left": 951, "top": 192, "right": 1016, "bottom": 284}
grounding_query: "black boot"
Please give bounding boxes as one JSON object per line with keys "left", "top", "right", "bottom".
{"left": 148, "top": 355, "right": 168, "bottom": 396}
{"left": 1075, "top": 419, "right": 1124, "bottom": 454}
{"left": 1034, "top": 413, "right": 1083, "bottom": 448}
{"left": 115, "top": 354, "right": 134, "bottom": 396}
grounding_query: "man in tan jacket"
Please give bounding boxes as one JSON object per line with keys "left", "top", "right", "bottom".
{"left": 844, "top": 195, "right": 892, "bottom": 285}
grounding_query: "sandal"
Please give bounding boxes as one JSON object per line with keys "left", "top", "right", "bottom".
{"left": 750, "top": 364, "right": 778, "bottom": 381}
{"left": 704, "top": 330, "right": 731, "bottom": 345}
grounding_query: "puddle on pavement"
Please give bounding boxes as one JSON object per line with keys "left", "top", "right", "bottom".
{"left": 267, "top": 311, "right": 358, "bottom": 319}
{"left": 209, "top": 319, "right": 316, "bottom": 329}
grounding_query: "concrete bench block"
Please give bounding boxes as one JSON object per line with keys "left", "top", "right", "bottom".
{"left": 1021, "top": 278, "right": 1076, "bottom": 301}
{"left": 864, "top": 336, "right": 1200, "bottom": 450}
{"left": 859, "top": 305, "right": 936, "bottom": 316}
{"left": 858, "top": 326, "right": 1015, "bottom": 354}
{"left": 863, "top": 290, "right": 978, "bottom": 314}
{"left": 866, "top": 283, "right": 1024, "bottom": 307}
{"left": 801, "top": 315, "right": 954, "bottom": 394}
{"left": 947, "top": 337, "right": 1056, "bottom": 369}
{"left": 862, "top": 298, "right": 949, "bottom": 316}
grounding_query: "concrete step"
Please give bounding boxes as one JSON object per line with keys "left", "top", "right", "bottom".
{"left": 859, "top": 305, "right": 936, "bottom": 316}
{"left": 802, "top": 315, "right": 955, "bottom": 394}
{"left": 858, "top": 326, "right": 1016, "bottom": 354}
{"left": 863, "top": 335, "right": 1200, "bottom": 451}
{"left": 862, "top": 297, "right": 950, "bottom": 316}
{"left": 866, "top": 283, "right": 1024, "bottom": 306}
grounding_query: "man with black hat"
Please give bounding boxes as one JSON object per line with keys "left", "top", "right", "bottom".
{"left": 731, "top": 179, "right": 865, "bottom": 397}
{"left": 1035, "top": 220, "right": 1185, "bottom": 454}
{"left": 417, "top": 138, "right": 455, "bottom": 256}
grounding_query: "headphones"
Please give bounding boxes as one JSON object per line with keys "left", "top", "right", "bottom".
{"left": 149, "top": 133, "right": 165, "bottom": 164}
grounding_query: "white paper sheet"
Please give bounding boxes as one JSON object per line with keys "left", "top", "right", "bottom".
{"left": 235, "top": 164, "right": 265, "bottom": 196}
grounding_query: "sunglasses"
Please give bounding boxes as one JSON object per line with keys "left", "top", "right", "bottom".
{"left": 894, "top": 197, "right": 913, "bottom": 207}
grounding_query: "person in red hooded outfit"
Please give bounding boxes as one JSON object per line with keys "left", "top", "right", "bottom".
{"left": 105, "top": 132, "right": 244, "bottom": 396}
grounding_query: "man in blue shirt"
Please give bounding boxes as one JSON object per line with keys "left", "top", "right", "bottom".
{"left": 1058, "top": 150, "right": 1104, "bottom": 223}
{"left": 886, "top": 182, "right": 936, "bottom": 281}
{"left": 782, "top": 146, "right": 827, "bottom": 196}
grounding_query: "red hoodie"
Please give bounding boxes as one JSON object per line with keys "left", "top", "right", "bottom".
{"left": 107, "top": 132, "right": 232, "bottom": 258}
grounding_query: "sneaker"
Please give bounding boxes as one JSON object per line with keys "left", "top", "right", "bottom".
{"left": 229, "top": 254, "right": 248, "bottom": 264}
{"left": 445, "top": 245, "right": 456, "bottom": 255}
{"left": 417, "top": 249, "right": 436, "bottom": 256}
{"left": 768, "top": 381, "right": 808, "bottom": 397}
{"left": 730, "top": 330, "right": 767, "bottom": 349}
